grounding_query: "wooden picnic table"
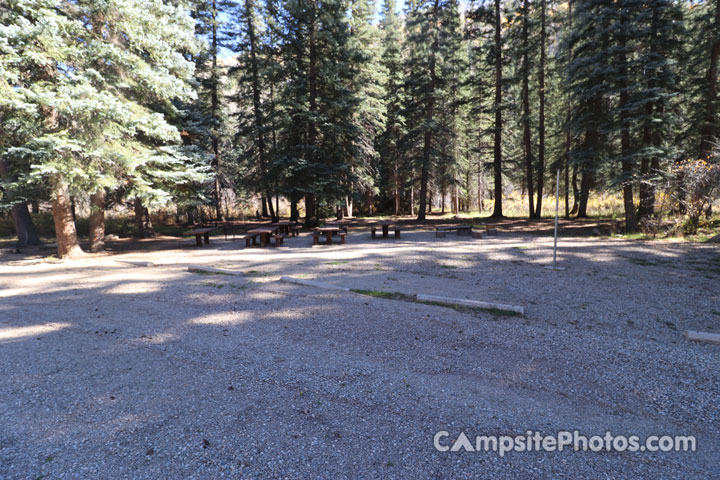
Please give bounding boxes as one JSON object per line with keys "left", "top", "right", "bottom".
{"left": 435, "top": 225, "right": 472, "bottom": 237}
{"left": 324, "top": 221, "right": 350, "bottom": 234}
{"left": 314, "top": 226, "right": 346, "bottom": 245}
{"left": 184, "top": 227, "right": 217, "bottom": 246}
{"left": 220, "top": 222, "right": 245, "bottom": 240}
{"left": 372, "top": 220, "right": 400, "bottom": 239}
{"left": 270, "top": 221, "right": 297, "bottom": 235}
{"left": 247, "top": 227, "right": 278, "bottom": 247}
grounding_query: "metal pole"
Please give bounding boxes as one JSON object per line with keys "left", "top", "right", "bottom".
{"left": 553, "top": 168, "right": 560, "bottom": 269}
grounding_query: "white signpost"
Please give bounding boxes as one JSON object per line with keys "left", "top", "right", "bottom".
{"left": 545, "top": 168, "right": 565, "bottom": 271}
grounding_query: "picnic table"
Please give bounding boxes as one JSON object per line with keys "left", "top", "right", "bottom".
{"left": 313, "top": 226, "right": 347, "bottom": 245}
{"left": 184, "top": 227, "right": 217, "bottom": 246}
{"left": 221, "top": 222, "right": 245, "bottom": 240}
{"left": 371, "top": 220, "right": 400, "bottom": 239}
{"left": 435, "top": 225, "right": 472, "bottom": 237}
{"left": 324, "top": 220, "right": 351, "bottom": 233}
{"left": 270, "top": 221, "right": 296, "bottom": 235}
{"left": 246, "top": 227, "right": 279, "bottom": 247}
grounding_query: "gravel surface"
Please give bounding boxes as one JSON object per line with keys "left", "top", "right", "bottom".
{"left": 1, "top": 228, "right": 719, "bottom": 478}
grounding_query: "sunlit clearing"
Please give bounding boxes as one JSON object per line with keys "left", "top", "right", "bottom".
{"left": 0, "top": 322, "right": 71, "bottom": 342}
{"left": 190, "top": 311, "right": 254, "bottom": 326}
{"left": 104, "top": 282, "right": 162, "bottom": 295}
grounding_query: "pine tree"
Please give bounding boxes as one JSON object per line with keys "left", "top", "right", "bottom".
{"left": 567, "top": 0, "right": 614, "bottom": 218}
{"left": 230, "top": 0, "right": 279, "bottom": 221}
{"left": 402, "top": 0, "right": 464, "bottom": 221}
{"left": 490, "top": 0, "right": 505, "bottom": 217}
{"left": 634, "top": 0, "right": 681, "bottom": 219}
{"left": 610, "top": 0, "right": 642, "bottom": 232}
{"left": 0, "top": 0, "right": 208, "bottom": 257}
{"left": 0, "top": 59, "right": 41, "bottom": 246}
{"left": 687, "top": 0, "right": 720, "bottom": 157}
{"left": 347, "top": 0, "right": 386, "bottom": 217}
{"left": 189, "top": 0, "right": 229, "bottom": 222}
{"left": 278, "top": 0, "right": 360, "bottom": 225}
{"left": 377, "top": 0, "right": 406, "bottom": 215}
{"left": 534, "top": 0, "right": 546, "bottom": 218}
{"left": 403, "top": 0, "right": 441, "bottom": 221}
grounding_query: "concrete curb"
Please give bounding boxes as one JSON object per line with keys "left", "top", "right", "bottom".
{"left": 685, "top": 330, "right": 720, "bottom": 345}
{"left": 416, "top": 294, "right": 524, "bottom": 315}
{"left": 120, "top": 261, "right": 155, "bottom": 267}
{"left": 280, "top": 276, "right": 350, "bottom": 292}
{"left": 187, "top": 265, "right": 243, "bottom": 276}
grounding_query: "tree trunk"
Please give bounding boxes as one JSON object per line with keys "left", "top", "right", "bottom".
{"left": 618, "top": 23, "right": 638, "bottom": 232}
{"left": 51, "top": 178, "right": 84, "bottom": 258}
{"left": 534, "top": 0, "right": 547, "bottom": 218}
{"left": 639, "top": 5, "right": 662, "bottom": 219}
{"left": 393, "top": 159, "right": 400, "bottom": 215}
{"left": 0, "top": 157, "right": 40, "bottom": 245}
{"left": 417, "top": 0, "right": 440, "bottom": 222}
{"left": 304, "top": 194, "right": 317, "bottom": 226}
{"left": 477, "top": 158, "right": 484, "bottom": 213}
{"left": 345, "top": 196, "right": 353, "bottom": 218}
{"left": 417, "top": 162, "right": 430, "bottom": 221}
{"left": 246, "top": 0, "right": 277, "bottom": 222}
{"left": 564, "top": 0, "right": 573, "bottom": 220}
{"left": 290, "top": 197, "right": 299, "bottom": 221}
{"left": 491, "top": 0, "right": 504, "bottom": 218}
{"left": 10, "top": 203, "right": 40, "bottom": 246}
{"left": 134, "top": 198, "right": 155, "bottom": 238}
{"left": 521, "top": 0, "right": 534, "bottom": 218}
{"left": 70, "top": 196, "right": 77, "bottom": 225}
{"left": 564, "top": 136, "right": 571, "bottom": 219}
{"left": 621, "top": 160, "right": 638, "bottom": 232}
{"left": 88, "top": 189, "right": 106, "bottom": 252}
{"left": 305, "top": 2, "right": 319, "bottom": 226}
{"left": 210, "top": 0, "right": 224, "bottom": 222}
{"left": 261, "top": 195, "right": 268, "bottom": 217}
{"left": 410, "top": 185, "right": 415, "bottom": 215}
{"left": 577, "top": 170, "right": 592, "bottom": 218}
{"left": 570, "top": 163, "right": 579, "bottom": 216}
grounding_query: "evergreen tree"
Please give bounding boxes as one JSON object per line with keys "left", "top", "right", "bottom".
{"left": 279, "top": 0, "right": 360, "bottom": 225}
{"left": 0, "top": 0, "right": 208, "bottom": 257}
{"left": 467, "top": 0, "right": 508, "bottom": 218}
{"left": 567, "top": 0, "right": 614, "bottom": 218}
{"left": 230, "top": 0, "right": 279, "bottom": 221}
{"left": 347, "top": 0, "right": 386, "bottom": 217}
{"left": 402, "top": 0, "right": 464, "bottom": 221}
{"left": 377, "top": 0, "right": 406, "bottom": 215}
{"left": 634, "top": 0, "right": 681, "bottom": 219}
{"left": 534, "top": 0, "right": 546, "bottom": 218}
{"left": 189, "top": 0, "right": 229, "bottom": 222}
{"left": 687, "top": 0, "right": 720, "bottom": 157}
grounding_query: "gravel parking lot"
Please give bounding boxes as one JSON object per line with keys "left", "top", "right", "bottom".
{"left": 1, "top": 229, "right": 719, "bottom": 478}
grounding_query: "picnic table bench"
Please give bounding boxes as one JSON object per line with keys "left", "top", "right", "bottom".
{"left": 245, "top": 227, "right": 279, "bottom": 247}
{"left": 435, "top": 225, "right": 472, "bottom": 238}
{"left": 270, "top": 221, "right": 298, "bottom": 235}
{"left": 371, "top": 220, "right": 400, "bottom": 239}
{"left": 239, "top": 232, "right": 259, "bottom": 247}
{"left": 324, "top": 222, "right": 349, "bottom": 234}
{"left": 313, "top": 227, "right": 347, "bottom": 245}
{"left": 184, "top": 227, "right": 217, "bottom": 246}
